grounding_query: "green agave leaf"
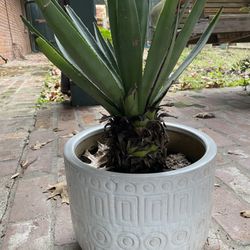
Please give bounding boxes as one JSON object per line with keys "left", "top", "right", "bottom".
{"left": 147, "top": 0, "right": 208, "bottom": 107}
{"left": 93, "top": 23, "right": 120, "bottom": 74}
{"left": 64, "top": 6, "right": 102, "bottom": 55}
{"left": 54, "top": 35, "right": 83, "bottom": 73}
{"left": 159, "top": 0, "right": 208, "bottom": 83}
{"left": 128, "top": 144, "right": 158, "bottom": 157}
{"left": 107, "top": 0, "right": 118, "bottom": 58}
{"left": 153, "top": 8, "right": 223, "bottom": 105}
{"left": 36, "top": 36, "right": 120, "bottom": 115}
{"left": 135, "top": 0, "right": 149, "bottom": 48}
{"left": 35, "top": 0, "right": 124, "bottom": 107}
{"left": 139, "top": 0, "right": 179, "bottom": 112}
{"left": 65, "top": 5, "right": 119, "bottom": 77}
{"left": 110, "top": 0, "right": 142, "bottom": 94}
{"left": 147, "top": 4, "right": 181, "bottom": 105}
{"left": 50, "top": 0, "right": 72, "bottom": 23}
{"left": 107, "top": 39, "right": 115, "bottom": 55}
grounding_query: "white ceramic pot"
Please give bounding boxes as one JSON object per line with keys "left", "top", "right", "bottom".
{"left": 64, "top": 123, "right": 217, "bottom": 250}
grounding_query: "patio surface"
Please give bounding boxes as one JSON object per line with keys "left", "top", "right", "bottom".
{"left": 0, "top": 55, "right": 249, "bottom": 250}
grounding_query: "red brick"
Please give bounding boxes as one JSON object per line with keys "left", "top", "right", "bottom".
{"left": 35, "top": 108, "right": 53, "bottom": 129}
{"left": 23, "top": 129, "right": 57, "bottom": 173}
{"left": 202, "top": 118, "right": 239, "bottom": 137}
{"left": 225, "top": 146, "right": 250, "bottom": 172}
{"left": 200, "top": 127, "right": 235, "bottom": 147}
{"left": 76, "top": 106, "right": 106, "bottom": 127}
{"left": 9, "top": 175, "right": 53, "bottom": 222}
{"left": 0, "top": 159, "right": 18, "bottom": 176}
{"left": 0, "top": 138, "right": 25, "bottom": 161}
{"left": 28, "top": 129, "right": 56, "bottom": 145}
{"left": 212, "top": 186, "right": 250, "bottom": 245}
{"left": 54, "top": 203, "right": 76, "bottom": 246}
{"left": 238, "top": 158, "right": 250, "bottom": 171}
{"left": 216, "top": 167, "right": 250, "bottom": 203}
{"left": 0, "top": 0, "right": 31, "bottom": 63}
{"left": 58, "top": 107, "right": 76, "bottom": 122}
{"left": 56, "top": 118, "right": 79, "bottom": 136}
{"left": 25, "top": 143, "right": 55, "bottom": 173}
{"left": 0, "top": 176, "right": 13, "bottom": 220}
{"left": 82, "top": 113, "right": 96, "bottom": 125}
{"left": 203, "top": 227, "right": 232, "bottom": 250}
{"left": 2, "top": 218, "right": 52, "bottom": 250}
{"left": 215, "top": 153, "right": 231, "bottom": 166}
{"left": 0, "top": 118, "right": 34, "bottom": 135}
{"left": 57, "top": 137, "right": 68, "bottom": 158}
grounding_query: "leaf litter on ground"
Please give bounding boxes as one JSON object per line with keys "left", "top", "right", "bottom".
{"left": 20, "top": 157, "right": 38, "bottom": 173}
{"left": 227, "top": 150, "right": 249, "bottom": 159}
{"left": 30, "top": 139, "right": 54, "bottom": 150}
{"left": 45, "top": 181, "right": 69, "bottom": 204}
{"left": 240, "top": 210, "right": 250, "bottom": 218}
{"left": 194, "top": 112, "right": 215, "bottom": 119}
{"left": 53, "top": 127, "right": 64, "bottom": 132}
{"left": 60, "top": 130, "right": 79, "bottom": 138}
{"left": 10, "top": 173, "right": 20, "bottom": 179}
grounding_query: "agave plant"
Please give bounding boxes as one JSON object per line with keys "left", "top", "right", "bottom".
{"left": 22, "top": 0, "right": 221, "bottom": 173}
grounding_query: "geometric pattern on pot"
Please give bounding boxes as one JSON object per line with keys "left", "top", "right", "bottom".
{"left": 67, "top": 161, "right": 214, "bottom": 250}
{"left": 84, "top": 166, "right": 213, "bottom": 227}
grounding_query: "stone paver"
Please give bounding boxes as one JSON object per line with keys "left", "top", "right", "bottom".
{"left": 0, "top": 55, "right": 250, "bottom": 249}
{"left": 213, "top": 186, "right": 250, "bottom": 246}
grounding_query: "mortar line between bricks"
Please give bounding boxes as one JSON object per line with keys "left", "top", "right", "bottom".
{"left": 216, "top": 155, "right": 250, "bottom": 181}
{"left": 212, "top": 217, "right": 250, "bottom": 249}
{"left": 215, "top": 176, "right": 250, "bottom": 205}
{"left": 50, "top": 104, "right": 62, "bottom": 250}
{"left": 3, "top": 80, "right": 25, "bottom": 108}
{"left": 0, "top": 109, "right": 38, "bottom": 250}
{"left": 227, "top": 159, "right": 250, "bottom": 180}
{"left": 210, "top": 218, "right": 242, "bottom": 250}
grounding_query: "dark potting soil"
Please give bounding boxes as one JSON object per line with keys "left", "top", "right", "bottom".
{"left": 79, "top": 143, "right": 191, "bottom": 173}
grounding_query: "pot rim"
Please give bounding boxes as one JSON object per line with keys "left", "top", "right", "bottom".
{"left": 64, "top": 122, "right": 217, "bottom": 178}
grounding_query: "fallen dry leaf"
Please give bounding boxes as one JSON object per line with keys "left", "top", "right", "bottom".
{"left": 180, "top": 82, "right": 192, "bottom": 90}
{"left": 205, "top": 82, "right": 221, "bottom": 88}
{"left": 61, "top": 130, "right": 79, "bottom": 138}
{"left": 21, "top": 158, "right": 38, "bottom": 169}
{"left": 45, "top": 181, "right": 69, "bottom": 204}
{"left": 30, "top": 139, "right": 54, "bottom": 150}
{"left": 20, "top": 158, "right": 38, "bottom": 173}
{"left": 227, "top": 150, "right": 248, "bottom": 159}
{"left": 240, "top": 210, "right": 250, "bottom": 218}
{"left": 53, "top": 128, "right": 63, "bottom": 132}
{"left": 194, "top": 112, "right": 215, "bottom": 119}
{"left": 20, "top": 160, "right": 29, "bottom": 169}
{"left": 11, "top": 173, "right": 20, "bottom": 179}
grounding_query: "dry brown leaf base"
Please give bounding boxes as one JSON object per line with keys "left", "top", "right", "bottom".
{"left": 45, "top": 181, "right": 69, "bottom": 204}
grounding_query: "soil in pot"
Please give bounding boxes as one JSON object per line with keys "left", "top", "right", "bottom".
{"left": 79, "top": 139, "right": 192, "bottom": 173}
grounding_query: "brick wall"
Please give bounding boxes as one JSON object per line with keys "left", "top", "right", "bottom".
{"left": 0, "top": 0, "right": 31, "bottom": 64}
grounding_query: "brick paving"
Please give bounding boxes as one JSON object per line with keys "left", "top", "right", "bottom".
{"left": 0, "top": 55, "right": 250, "bottom": 250}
